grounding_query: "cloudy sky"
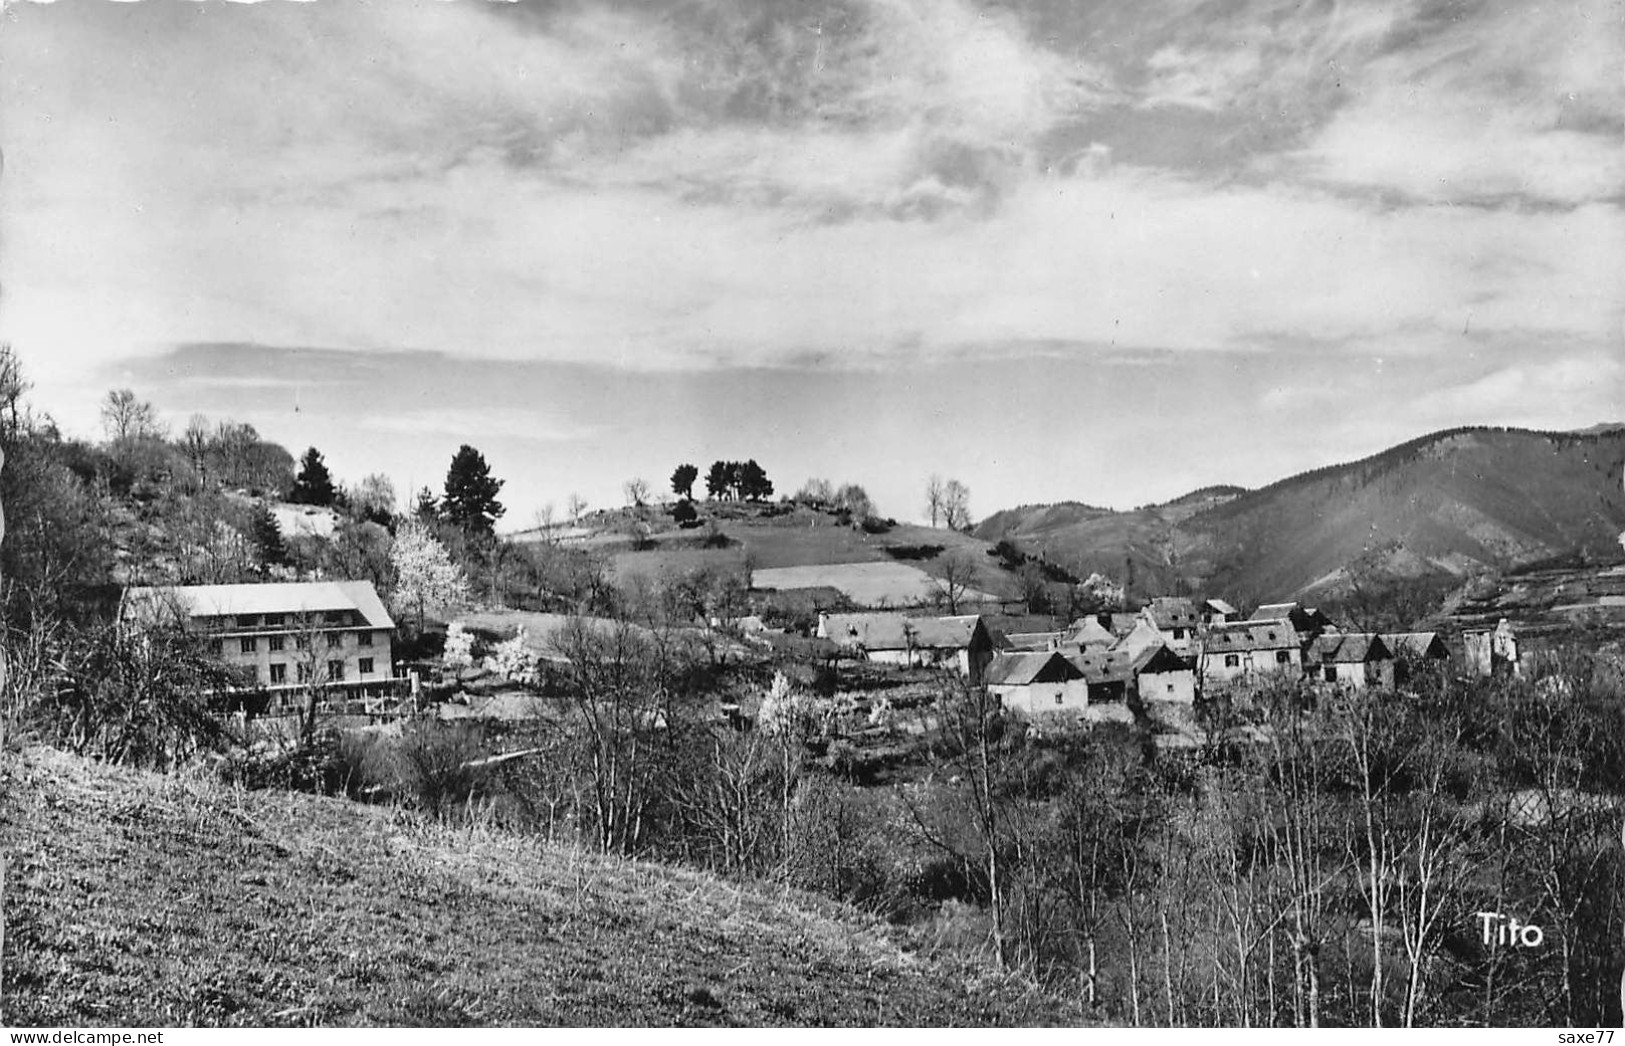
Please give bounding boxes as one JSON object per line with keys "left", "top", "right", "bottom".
{"left": 2, "top": 0, "right": 1621, "bottom": 527}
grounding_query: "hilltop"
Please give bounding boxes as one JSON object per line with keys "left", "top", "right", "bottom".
{"left": 512, "top": 500, "right": 1027, "bottom": 611}
{"left": 977, "top": 426, "right": 1625, "bottom": 605}
{"left": 0, "top": 745, "right": 1076, "bottom": 1028}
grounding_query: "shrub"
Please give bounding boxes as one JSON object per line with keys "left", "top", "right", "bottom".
{"left": 388, "top": 721, "right": 492, "bottom": 818}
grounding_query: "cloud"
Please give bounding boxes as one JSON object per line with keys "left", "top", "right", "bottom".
{"left": 1286, "top": 0, "right": 1625, "bottom": 204}
{"left": 360, "top": 408, "right": 597, "bottom": 445}
{"left": 1421, "top": 352, "right": 1625, "bottom": 424}
{"left": 2, "top": 0, "right": 1620, "bottom": 403}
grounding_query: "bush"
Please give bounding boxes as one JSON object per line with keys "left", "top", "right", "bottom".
{"left": 388, "top": 721, "right": 492, "bottom": 817}
{"left": 884, "top": 544, "right": 945, "bottom": 561}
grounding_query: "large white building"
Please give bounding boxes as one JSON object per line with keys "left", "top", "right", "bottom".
{"left": 122, "top": 581, "right": 398, "bottom": 707}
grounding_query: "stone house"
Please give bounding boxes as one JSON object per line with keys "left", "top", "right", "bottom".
{"left": 986, "top": 651, "right": 1090, "bottom": 715}
{"left": 1200, "top": 619, "right": 1305, "bottom": 689}
{"left": 1306, "top": 632, "right": 1395, "bottom": 690}
{"left": 1139, "top": 596, "right": 1201, "bottom": 654}
{"left": 816, "top": 612, "right": 995, "bottom": 684}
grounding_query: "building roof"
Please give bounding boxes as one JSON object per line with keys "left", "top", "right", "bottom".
{"left": 1249, "top": 602, "right": 1333, "bottom": 634}
{"left": 1114, "top": 618, "right": 1169, "bottom": 657}
{"left": 1143, "top": 596, "right": 1199, "bottom": 630}
{"left": 1102, "top": 612, "right": 1141, "bottom": 636}
{"left": 985, "top": 651, "right": 1083, "bottom": 687}
{"left": 1003, "top": 631, "right": 1063, "bottom": 652}
{"left": 123, "top": 581, "right": 395, "bottom": 630}
{"left": 1308, "top": 632, "right": 1391, "bottom": 664}
{"left": 1203, "top": 598, "right": 1238, "bottom": 616}
{"left": 1203, "top": 619, "right": 1302, "bottom": 652}
{"left": 1061, "top": 617, "right": 1117, "bottom": 649}
{"left": 1383, "top": 632, "right": 1449, "bottom": 659}
{"left": 1132, "top": 643, "right": 1195, "bottom": 675}
{"left": 818, "top": 612, "right": 986, "bottom": 652}
{"left": 1064, "top": 649, "right": 1136, "bottom": 685}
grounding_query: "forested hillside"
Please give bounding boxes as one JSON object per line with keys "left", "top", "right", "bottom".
{"left": 978, "top": 427, "right": 1625, "bottom": 606}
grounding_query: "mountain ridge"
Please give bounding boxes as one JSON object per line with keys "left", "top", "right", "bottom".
{"left": 976, "top": 425, "right": 1625, "bottom": 605}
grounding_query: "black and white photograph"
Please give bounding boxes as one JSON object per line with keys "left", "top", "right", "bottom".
{"left": 1, "top": 0, "right": 1623, "bottom": 1030}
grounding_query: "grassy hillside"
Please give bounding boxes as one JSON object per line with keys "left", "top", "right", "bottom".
{"left": 0, "top": 746, "right": 1075, "bottom": 1027}
{"left": 977, "top": 426, "right": 1625, "bottom": 605}
{"left": 531, "top": 502, "right": 1024, "bottom": 607}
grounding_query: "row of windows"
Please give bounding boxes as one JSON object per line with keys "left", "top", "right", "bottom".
{"left": 232, "top": 612, "right": 357, "bottom": 629}
{"left": 265, "top": 658, "right": 376, "bottom": 684}
{"left": 227, "top": 631, "right": 378, "bottom": 654}
{"left": 1220, "top": 651, "right": 1295, "bottom": 668}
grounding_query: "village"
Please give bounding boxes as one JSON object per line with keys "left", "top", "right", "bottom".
{"left": 5, "top": 0, "right": 1623, "bottom": 1025}
{"left": 115, "top": 569, "right": 1528, "bottom": 759}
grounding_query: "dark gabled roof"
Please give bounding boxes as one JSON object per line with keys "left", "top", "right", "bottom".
{"left": 985, "top": 651, "right": 1083, "bottom": 687}
{"left": 820, "top": 613, "right": 987, "bottom": 652}
{"left": 1144, "top": 596, "right": 1199, "bottom": 630}
{"left": 1203, "top": 619, "right": 1302, "bottom": 652}
{"left": 1064, "top": 649, "right": 1135, "bottom": 685}
{"left": 1308, "top": 632, "right": 1392, "bottom": 664}
{"left": 1383, "top": 632, "right": 1449, "bottom": 659}
{"left": 1133, "top": 643, "right": 1195, "bottom": 675}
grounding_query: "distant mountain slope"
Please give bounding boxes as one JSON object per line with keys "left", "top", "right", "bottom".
{"left": 0, "top": 746, "right": 1075, "bottom": 1027}
{"left": 978, "top": 427, "right": 1625, "bottom": 604}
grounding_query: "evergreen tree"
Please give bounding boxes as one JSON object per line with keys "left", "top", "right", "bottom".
{"left": 412, "top": 486, "right": 439, "bottom": 522}
{"left": 738, "top": 459, "right": 773, "bottom": 501}
{"left": 442, "top": 444, "right": 505, "bottom": 534}
{"left": 289, "top": 447, "right": 336, "bottom": 506}
{"left": 249, "top": 504, "right": 286, "bottom": 567}
{"left": 671, "top": 463, "right": 699, "bottom": 500}
{"left": 705, "top": 460, "right": 732, "bottom": 500}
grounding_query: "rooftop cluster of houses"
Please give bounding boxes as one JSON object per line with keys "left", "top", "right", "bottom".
{"left": 819, "top": 595, "right": 1451, "bottom": 721}
{"left": 126, "top": 578, "right": 1461, "bottom": 729}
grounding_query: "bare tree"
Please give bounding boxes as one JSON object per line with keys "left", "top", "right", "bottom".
{"left": 552, "top": 615, "right": 673, "bottom": 855}
{"left": 100, "top": 388, "right": 163, "bottom": 443}
{"left": 533, "top": 502, "right": 557, "bottom": 543}
{"left": 0, "top": 343, "right": 30, "bottom": 442}
{"left": 623, "top": 477, "right": 650, "bottom": 508}
{"left": 935, "top": 549, "right": 981, "bottom": 614}
{"left": 182, "top": 414, "right": 211, "bottom": 487}
{"left": 943, "top": 479, "right": 972, "bottom": 531}
{"left": 926, "top": 474, "right": 946, "bottom": 527}
{"left": 566, "top": 493, "right": 588, "bottom": 525}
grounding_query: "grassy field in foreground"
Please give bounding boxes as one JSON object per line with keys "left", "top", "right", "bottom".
{"left": 0, "top": 746, "right": 1079, "bottom": 1028}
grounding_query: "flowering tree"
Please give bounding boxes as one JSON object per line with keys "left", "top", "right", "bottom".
{"left": 390, "top": 519, "right": 470, "bottom": 631}
{"left": 442, "top": 622, "right": 475, "bottom": 671}
{"left": 485, "top": 628, "right": 540, "bottom": 685}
